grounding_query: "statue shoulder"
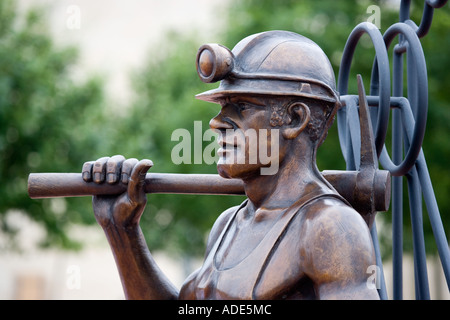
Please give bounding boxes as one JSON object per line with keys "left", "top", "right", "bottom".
{"left": 300, "top": 196, "right": 373, "bottom": 252}
{"left": 300, "top": 196, "right": 376, "bottom": 285}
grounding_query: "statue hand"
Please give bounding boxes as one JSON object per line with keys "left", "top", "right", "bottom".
{"left": 81, "top": 155, "right": 153, "bottom": 230}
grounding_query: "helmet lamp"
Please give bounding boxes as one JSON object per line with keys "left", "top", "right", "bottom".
{"left": 196, "top": 44, "right": 234, "bottom": 83}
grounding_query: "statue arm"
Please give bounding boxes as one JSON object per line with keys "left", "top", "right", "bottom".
{"left": 83, "top": 156, "right": 178, "bottom": 300}
{"left": 102, "top": 223, "right": 179, "bottom": 300}
{"left": 302, "top": 202, "right": 380, "bottom": 300}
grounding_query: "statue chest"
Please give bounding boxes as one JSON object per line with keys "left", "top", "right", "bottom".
{"left": 180, "top": 199, "right": 318, "bottom": 300}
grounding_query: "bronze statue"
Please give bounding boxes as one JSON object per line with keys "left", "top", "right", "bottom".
{"left": 78, "top": 31, "right": 381, "bottom": 300}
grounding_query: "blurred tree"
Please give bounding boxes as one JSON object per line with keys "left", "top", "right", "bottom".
{"left": 0, "top": 0, "right": 106, "bottom": 250}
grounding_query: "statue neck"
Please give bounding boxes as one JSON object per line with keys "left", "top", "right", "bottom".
{"left": 242, "top": 142, "right": 327, "bottom": 211}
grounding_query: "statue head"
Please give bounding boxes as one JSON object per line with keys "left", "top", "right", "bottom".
{"left": 196, "top": 31, "right": 340, "bottom": 179}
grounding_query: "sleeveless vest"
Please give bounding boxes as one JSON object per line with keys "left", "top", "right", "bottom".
{"left": 187, "top": 190, "right": 349, "bottom": 299}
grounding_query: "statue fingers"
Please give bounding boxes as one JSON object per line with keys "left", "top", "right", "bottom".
{"left": 106, "top": 155, "right": 126, "bottom": 184}
{"left": 128, "top": 159, "right": 153, "bottom": 204}
{"left": 82, "top": 161, "right": 95, "bottom": 182}
{"left": 92, "top": 157, "right": 110, "bottom": 184}
{"left": 121, "top": 158, "right": 138, "bottom": 184}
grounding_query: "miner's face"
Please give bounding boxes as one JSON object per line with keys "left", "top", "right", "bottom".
{"left": 209, "top": 95, "right": 286, "bottom": 179}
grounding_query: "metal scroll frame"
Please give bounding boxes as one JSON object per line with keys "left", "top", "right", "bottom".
{"left": 336, "top": 0, "right": 450, "bottom": 299}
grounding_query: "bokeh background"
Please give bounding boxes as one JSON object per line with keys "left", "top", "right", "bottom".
{"left": 0, "top": 0, "right": 449, "bottom": 299}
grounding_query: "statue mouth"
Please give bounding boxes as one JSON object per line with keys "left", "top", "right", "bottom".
{"left": 217, "top": 136, "right": 240, "bottom": 165}
{"left": 217, "top": 144, "right": 238, "bottom": 162}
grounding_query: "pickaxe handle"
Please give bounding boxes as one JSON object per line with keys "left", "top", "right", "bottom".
{"left": 27, "top": 172, "right": 244, "bottom": 198}
{"left": 27, "top": 171, "right": 390, "bottom": 212}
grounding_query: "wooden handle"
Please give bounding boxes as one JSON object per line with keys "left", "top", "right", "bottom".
{"left": 27, "top": 172, "right": 245, "bottom": 198}
{"left": 27, "top": 170, "right": 391, "bottom": 212}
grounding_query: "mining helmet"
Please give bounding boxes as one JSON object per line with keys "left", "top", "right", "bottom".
{"left": 195, "top": 30, "right": 339, "bottom": 105}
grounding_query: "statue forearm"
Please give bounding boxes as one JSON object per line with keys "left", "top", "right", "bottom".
{"left": 103, "top": 224, "right": 179, "bottom": 300}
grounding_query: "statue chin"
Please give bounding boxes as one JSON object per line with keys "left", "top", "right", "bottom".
{"left": 216, "top": 163, "right": 234, "bottom": 180}
{"left": 216, "top": 154, "right": 237, "bottom": 179}
{"left": 217, "top": 162, "right": 263, "bottom": 181}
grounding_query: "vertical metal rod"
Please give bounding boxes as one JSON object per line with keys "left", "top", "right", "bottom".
{"left": 406, "top": 45, "right": 419, "bottom": 118}
{"left": 406, "top": 168, "right": 430, "bottom": 299}
{"left": 392, "top": 162, "right": 404, "bottom": 299}
{"left": 345, "top": 128, "right": 355, "bottom": 171}
{"left": 399, "top": 0, "right": 411, "bottom": 22}
{"left": 392, "top": 49, "right": 404, "bottom": 300}
{"left": 347, "top": 100, "right": 361, "bottom": 170}
{"left": 416, "top": 152, "right": 450, "bottom": 290}
{"left": 371, "top": 223, "right": 389, "bottom": 299}
{"left": 398, "top": 97, "right": 450, "bottom": 290}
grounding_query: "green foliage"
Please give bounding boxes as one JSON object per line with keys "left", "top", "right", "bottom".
{"left": 0, "top": 0, "right": 105, "bottom": 250}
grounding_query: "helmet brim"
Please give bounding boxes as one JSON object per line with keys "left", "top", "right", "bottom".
{"left": 196, "top": 88, "right": 337, "bottom": 104}
{"left": 196, "top": 77, "right": 339, "bottom": 104}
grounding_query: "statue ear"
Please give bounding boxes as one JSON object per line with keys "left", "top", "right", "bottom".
{"left": 282, "top": 102, "right": 311, "bottom": 140}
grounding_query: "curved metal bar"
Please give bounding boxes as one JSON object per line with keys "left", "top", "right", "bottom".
{"left": 416, "top": 0, "right": 449, "bottom": 37}
{"left": 377, "top": 23, "right": 428, "bottom": 176}
{"left": 400, "top": 0, "right": 448, "bottom": 38}
{"left": 425, "top": 0, "right": 449, "bottom": 8}
{"left": 337, "top": 22, "right": 390, "bottom": 158}
{"left": 415, "top": 2, "right": 435, "bottom": 38}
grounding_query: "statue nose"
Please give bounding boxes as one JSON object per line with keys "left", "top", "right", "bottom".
{"left": 209, "top": 115, "right": 234, "bottom": 131}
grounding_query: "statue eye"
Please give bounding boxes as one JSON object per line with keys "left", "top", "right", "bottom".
{"left": 237, "top": 103, "right": 249, "bottom": 111}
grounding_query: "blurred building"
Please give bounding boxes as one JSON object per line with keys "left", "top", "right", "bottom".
{"left": 0, "top": 210, "right": 199, "bottom": 299}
